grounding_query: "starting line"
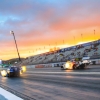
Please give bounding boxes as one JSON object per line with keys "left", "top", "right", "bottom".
{"left": 26, "top": 71, "right": 100, "bottom": 75}
{"left": 0, "top": 87, "right": 23, "bottom": 100}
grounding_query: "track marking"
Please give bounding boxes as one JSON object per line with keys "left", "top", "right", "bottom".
{"left": 0, "top": 87, "right": 23, "bottom": 100}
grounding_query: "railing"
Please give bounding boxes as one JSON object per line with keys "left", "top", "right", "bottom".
{"left": 90, "top": 54, "right": 100, "bottom": 59}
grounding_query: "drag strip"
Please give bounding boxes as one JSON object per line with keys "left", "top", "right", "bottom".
{"left": 0, "top": 65, "right": 100, "bottom": 100}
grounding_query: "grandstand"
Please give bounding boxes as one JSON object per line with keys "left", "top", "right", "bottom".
{"left": 19, "top": 39, "right": 100, "bottom": 65}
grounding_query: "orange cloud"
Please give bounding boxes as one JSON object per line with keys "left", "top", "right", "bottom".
{"left": 1, "top": 0, "right": 100, "bottom": 60}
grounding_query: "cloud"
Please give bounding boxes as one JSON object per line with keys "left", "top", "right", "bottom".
{"left": 0, "top": 0, "right": 100, "bottom": 59}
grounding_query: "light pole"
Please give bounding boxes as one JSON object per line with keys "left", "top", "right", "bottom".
{"left": 55, "top": 42, "right": 57, "bottom": 48}
{"left": 49, "top": 44, "right": 51, "bottom": 50}
{"left": 10, "top": 31, "right": 21, "bottom": 61}
{"left": 63, "top": 40, "right": 65, "bottom": 45}
{"left": 81, "top": 33, "right": 83, "bottom": 42}
{"left": 94, "top": 30, "right": 95, "bottom": 40}
{"left": 73, "top": 36, "right": 75, "bottom": 45}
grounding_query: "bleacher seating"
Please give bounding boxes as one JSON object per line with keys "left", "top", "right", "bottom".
{"left": 19, "top": 40, "right": 100, "bottom": 65}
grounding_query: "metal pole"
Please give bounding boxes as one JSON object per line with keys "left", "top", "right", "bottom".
{"left": 73, "top": 36, "right": 75, "bottom": 45}
{"left": 81, "top": 34, "right": 83, "bottom": 42}
{"left": 49, "top": 44, "right": 51, "bottom": 49}
{"left": 44, "top": 46, "right": 45, "bottom": 50}
{"left": 11, "top": 31, "right": 21, "bottom": 61}
{"left": 94, "top": 30, "right": 95, "bottom": 40}
{"left": 63, "top": 40, "right": 64, "bottom": 45}
{"left": 55, "top": 42, "right": 57, "bottom": 48}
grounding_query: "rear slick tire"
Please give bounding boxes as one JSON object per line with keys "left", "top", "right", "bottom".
{"left": 73, "top": 65, "right": 76, "bottom": 70}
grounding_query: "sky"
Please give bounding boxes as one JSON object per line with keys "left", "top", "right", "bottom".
{"left": 0, "top": 0, "right": 100, "bottom": 60}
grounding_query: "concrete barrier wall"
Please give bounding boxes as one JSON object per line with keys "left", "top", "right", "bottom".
{"left": 26, "top": 62, "right": 65, "bottom": 68}
{"left": 26, "top": 65, "right": 36, "bottom": 68}
{"left": 26, "top": 63, "right": 55, "bottom": 68}
{"left": 25, "top": 59, "right": 100, "bottom": 68}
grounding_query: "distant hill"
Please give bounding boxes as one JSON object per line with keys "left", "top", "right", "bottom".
{"left": 2, "top": 58, "right": 25, "bottom": 65}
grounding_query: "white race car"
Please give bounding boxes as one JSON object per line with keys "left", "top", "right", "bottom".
{"left": 61, "top": 61, "right": 87, "bottom": 70}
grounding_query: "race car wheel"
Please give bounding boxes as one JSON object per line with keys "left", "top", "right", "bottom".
{"left": 16, "top": 73, "right": 20, "bottom": 77}
{"left": 79, "top": 64, "right": 85, "bottom": 69}
{"left": 61, "top": 66, "right": 63, "bottom": 68}
{"left": 8, "top": 74, "right": 11, "bottom": 77}
{"left": 73, "top": 65, "right": 76, "bottom": 70}
{"left": 61, "top": 66, "right": 64, "bottom": 70}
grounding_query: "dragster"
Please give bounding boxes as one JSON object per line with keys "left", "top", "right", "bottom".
{"left": 1, "top": 66, "right": 26, "bottom": 77}
{"left": 61, "top": 60, "right": 88, "bottom": 70}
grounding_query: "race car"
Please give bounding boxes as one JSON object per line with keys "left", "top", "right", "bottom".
{"left": 61, "top": 61, "right": 87, "bottom": 70}
{"left": 1, "top": 66, "right": 26, "bottom": 77}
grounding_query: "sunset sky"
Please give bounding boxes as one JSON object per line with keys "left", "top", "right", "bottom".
{"left": 0, "top": 0, "right": 100, "bottom": 60}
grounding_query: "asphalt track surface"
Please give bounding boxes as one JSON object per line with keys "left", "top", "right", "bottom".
{"left": 0, "top": 65, "right": 100, "bottom": 100}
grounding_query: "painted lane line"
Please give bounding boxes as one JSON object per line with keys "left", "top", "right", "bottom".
{"left": 26, "top": 71, "right": 100, "bottom": 74}
{"left": 0, "top": 87, "right": 23, "bottom": 100}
